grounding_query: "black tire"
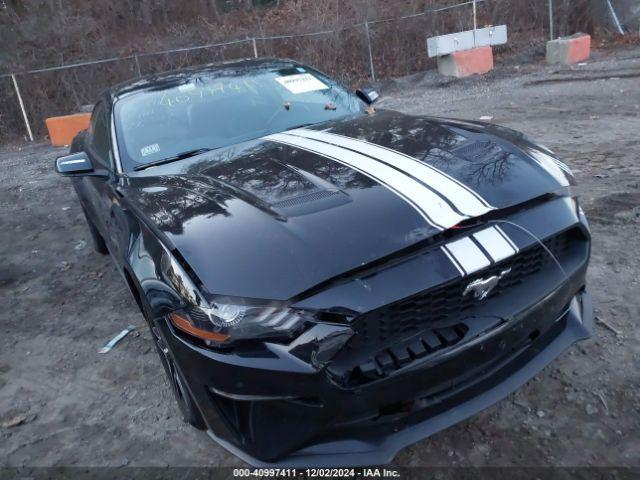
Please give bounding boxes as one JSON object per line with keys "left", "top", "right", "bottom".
{"left": 81, "top": 208, "right": 108, "bottom": 255}
{"left": 126, "top": 271, "right": 205, "bottom": 430}
{"left": 151, "top": 326, "right": 206, "bottom": 430}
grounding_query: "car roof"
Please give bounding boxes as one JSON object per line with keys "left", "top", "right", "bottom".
{"left": 107, "top": 57, "right": 300, "bottom": 102}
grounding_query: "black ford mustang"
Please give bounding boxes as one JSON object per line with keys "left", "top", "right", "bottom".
{"left": 55, "top": 59, "right": 592, "bottom": 466}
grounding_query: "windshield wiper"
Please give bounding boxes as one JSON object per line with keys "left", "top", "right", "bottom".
{"left": 134, "top": 148, "right": 213, "bottom": 171}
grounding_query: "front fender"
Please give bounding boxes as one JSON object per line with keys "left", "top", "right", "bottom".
{"left": 124, "top": 217, "right": 187, "bottom": 319}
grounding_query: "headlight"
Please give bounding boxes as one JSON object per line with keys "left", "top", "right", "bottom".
{"left": 168, "top": 303, "right": 310, "bottom": 345}
{"left": 160, "top": 247, "right": 312, "bottom": 346}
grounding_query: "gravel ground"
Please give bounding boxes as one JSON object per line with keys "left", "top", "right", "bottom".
{"left": 1, "top": 44, "right": 639, "bottom": 469}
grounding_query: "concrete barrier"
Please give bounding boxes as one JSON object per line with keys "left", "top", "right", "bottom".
{"left": 437, "top": 46, "right": 494, "bottom": 78}
{"left": 546, "top": 34, "right": 591, "bottom": 65}
{"left": 45, "top": 113, "right": 91, "bottom": 147}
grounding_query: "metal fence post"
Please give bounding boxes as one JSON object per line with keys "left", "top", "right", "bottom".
{"left": 548, "top": 0, "right": 554, "bottom": 40}
{"left": 11, "top": 74, "right": 34, "bottom": 142}
{"left": 472, "top": 0, "right": 477, "bottom": 47}
{"left": 364, "top": 21, "right": 376, "bottom": 82}
{"left": 134, "top": 54, "right": 142, "bottom": 77}
{"left": 605, "top": 0, "right": 624, "bottom": 35}
{"left": 252, "top": 37, "right": 259, "bottom": 58}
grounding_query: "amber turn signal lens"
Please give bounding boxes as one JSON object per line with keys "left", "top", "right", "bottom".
{"left": 168, "top": 312, "right": 230, "bottom": 342}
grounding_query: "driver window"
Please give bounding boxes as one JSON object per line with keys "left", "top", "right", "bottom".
{"left": 89, "top": 102, "right": 111, "bottom": 169}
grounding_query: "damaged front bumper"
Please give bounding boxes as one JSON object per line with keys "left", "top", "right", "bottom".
{"left": 156, "top": 285, "right": 592, "bottom": 467}
{"left": 216, "top": 289, "right": 592, "bottom": 467}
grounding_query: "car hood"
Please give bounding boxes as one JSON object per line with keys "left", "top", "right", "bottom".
{"left": 122, "top": 110, "right": 572, "bottom": 300}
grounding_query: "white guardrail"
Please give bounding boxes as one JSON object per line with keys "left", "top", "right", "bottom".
{"left": 427, "top": 25, "right": 508, "bottom": 58}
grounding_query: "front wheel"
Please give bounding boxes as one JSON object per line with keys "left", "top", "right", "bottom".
{"left": 151, "top": 326, "right": 206, "bottom": 430}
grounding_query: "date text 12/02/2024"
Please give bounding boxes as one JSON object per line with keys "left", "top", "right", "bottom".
{"left": 232, "top": 468, "right": 401, "bottom": 477}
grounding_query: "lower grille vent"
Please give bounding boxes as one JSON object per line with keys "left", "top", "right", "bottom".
{"left": 355, "top": 324, "right": 469, "bottom": 382}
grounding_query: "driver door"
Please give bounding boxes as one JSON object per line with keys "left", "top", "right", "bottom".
{"left": 80, "top": 102, "right": 125, "bottom": 267}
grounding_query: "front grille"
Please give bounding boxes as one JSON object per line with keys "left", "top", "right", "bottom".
{"left": 322, "top": 227, "right": 586, "bottom": 391}
{"left": 343, "top": 229, "right": 574, "bottom": 355}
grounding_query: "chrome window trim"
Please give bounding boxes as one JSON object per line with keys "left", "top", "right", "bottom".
{"left": 110, "top": 106, "right": 123, "bottom": 174}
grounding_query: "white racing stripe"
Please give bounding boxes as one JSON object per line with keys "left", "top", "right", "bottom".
{"left": 443, "top": 237, "right": 491, "bottom": 275}
{"left": 440, "top": 226, "right": 522, "bottom": 278}
{"left": 494, "top": 225, "right": 519, "bottom": 253}
{"left": 440, "top": 245, "right": 465, "bottom": 277}
{"left": 265, "top": 133, "right": 469, "bottom": 229}
{"left": 552, "top": 158, "right": 573, "bottom": 175}
{"left": 284, "top": 129, "right": 495, "bottom": 217}
{"left": 527, "top": 149, "right": 570, "bottom": 187}
{"left": 473, "top": 226, "right": 517, "bottom": 262}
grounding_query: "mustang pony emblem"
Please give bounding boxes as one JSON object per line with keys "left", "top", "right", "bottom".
{"left": 463, "top": 268, "right": 512, "bottom": 300}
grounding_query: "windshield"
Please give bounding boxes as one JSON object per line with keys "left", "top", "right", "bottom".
{"left": 114, "top": 64, "right": 366, "bottom": 172}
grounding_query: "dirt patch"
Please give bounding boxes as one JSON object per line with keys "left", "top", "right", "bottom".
{"left": 588, "top": 192, "right": 640, "bottom": 225}
{"left": 1, "top": 44, "right": 639, "bottom": 468}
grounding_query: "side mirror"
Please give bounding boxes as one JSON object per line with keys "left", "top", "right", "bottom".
{"left": 356, "top": 86, "right": 380, "bottom": 105}
{"left": 55, "top": 152, "right": 107, "bottom": 177}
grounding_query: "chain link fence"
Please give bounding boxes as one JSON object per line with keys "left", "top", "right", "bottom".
{"left": 0, "top": 0, "right": 592, "bottom": 144}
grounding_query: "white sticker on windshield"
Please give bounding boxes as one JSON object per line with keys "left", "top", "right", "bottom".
{"left": 275, "top": 73, "right": 328, "bottom": 94}
{"left": 141, "top": 143, "right": 160, "bottom": 157}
